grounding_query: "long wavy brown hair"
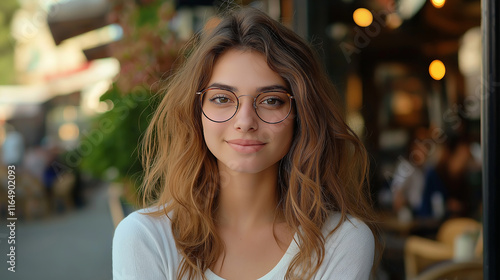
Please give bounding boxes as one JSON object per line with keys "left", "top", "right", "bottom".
{"left": 140, "top": 6, "right": 380, "bottom": 280}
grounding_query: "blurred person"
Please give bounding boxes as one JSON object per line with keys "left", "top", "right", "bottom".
{"left": 42, "top": 145, "right": 63, "bottom": 213}
{"left": 113, "top": 7, "right": 380, "bottom": 280}
{"left": 1, "top": 123, "right": 25, "bottom": 166}
{"left": 391, "top": 128, "right": 430, "bottom": 216}
{"left": 23, "top": 146, "right": 49, "bottom": 182}
{"left": 391, "top": 158, "right": 424, "bottom": 215}
{"left": 418, "top": 135, "right": 473, "bottom": 219}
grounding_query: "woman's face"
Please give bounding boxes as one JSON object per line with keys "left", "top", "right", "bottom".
{"left": 201, "top": 49, "right": 295, "bottom": 174}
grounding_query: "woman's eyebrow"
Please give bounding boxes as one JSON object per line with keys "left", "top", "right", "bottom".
{"left": 207, "top": 83, "right": 237, "bottom": 91}
{"left": 207, "top": 83, "right": 289, "bottom": 93}
{"left": 257, "top": 85, "right": 289, "bottom": 92}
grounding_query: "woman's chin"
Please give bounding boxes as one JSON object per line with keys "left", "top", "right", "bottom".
{"left": 218, "top": 159, "right": 277, "bottom": 175}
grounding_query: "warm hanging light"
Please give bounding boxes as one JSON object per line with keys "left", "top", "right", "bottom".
{"left": 353, "top": 8, "right": 373, "bottom": 27}
{"left": 429, "top": 60, "right": 446, "bottom": 80}
{"left": 59, "top": 123, "right": 79, "bottom": 141}
{"left": 431, "top": 0, "right": 446, "bottom": 8}
{"left": 386, "top": 13, "right": 403, "bottom": 29}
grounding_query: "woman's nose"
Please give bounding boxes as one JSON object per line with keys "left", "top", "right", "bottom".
{"left": 233, "top": 95, "right": 258, "bottom": 131}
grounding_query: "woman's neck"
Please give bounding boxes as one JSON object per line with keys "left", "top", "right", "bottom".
{"left": 216, "top": 162, "right": 280, "bottom": 231}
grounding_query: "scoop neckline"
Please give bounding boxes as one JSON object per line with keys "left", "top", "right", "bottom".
{"left": 204, "top": 233, "right": 299, "bottom": 280}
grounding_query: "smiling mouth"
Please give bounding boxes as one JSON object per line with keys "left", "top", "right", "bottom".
{"left": 226, "top": 139, "right": 266, "bottom": 153}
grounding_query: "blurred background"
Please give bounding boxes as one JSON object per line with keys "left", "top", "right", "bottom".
{"left": 0, "top": 0, "right": 484, "bottom": 279}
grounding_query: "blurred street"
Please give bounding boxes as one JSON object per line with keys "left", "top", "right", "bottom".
{"left": 0, "top": 183, "right": 114, "bottom": 280}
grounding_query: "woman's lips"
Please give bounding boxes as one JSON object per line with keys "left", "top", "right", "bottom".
{"left": 226, "top": 139, "right": 266, "bottom": 153}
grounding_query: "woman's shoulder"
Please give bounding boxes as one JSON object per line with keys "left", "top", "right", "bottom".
{"left": 113, "top": 207, "right": 180, "bottom": 279}
{"left": 322, "top": 212, "right": 374, "bottom": 246}
{"left": 313, "top": 213, "right": 375, "bottom": 278}
{"left": 114, "top": 206, "right": 173, "bottom": 242}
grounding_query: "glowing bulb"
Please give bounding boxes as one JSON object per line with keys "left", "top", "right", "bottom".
{"left": 353, "top": 8, "right": 373, "bottom": 27}
{"left": 429, "top": 60, "right": 446, "bottom": 80}
{"left": 392, "top": 91, "right": 414, "bottom": 115}
{"left": 59, "top": 123, "right": 79, "bottom": 141}
{"left": 386, "top": 13, "right": 402, "bottom": 29}
{"left": 431, "top": 0, "right": 446, "bottom": 8}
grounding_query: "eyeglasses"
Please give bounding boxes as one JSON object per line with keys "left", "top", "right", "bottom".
{"left": 196, "top": 87, "right": 294, "bottom": 124}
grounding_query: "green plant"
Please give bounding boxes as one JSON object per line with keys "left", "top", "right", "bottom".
{"left": 79, "top": 0, "right": 182, "bottom": 203}
{"left": 80, "top": 84, "right": 157, "bottom": 184}
{"left": 0, "top": 0, "right": 19, "bottom": 85}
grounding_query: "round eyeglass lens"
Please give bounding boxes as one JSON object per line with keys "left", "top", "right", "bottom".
{"left": 200, "top": 89, "right": 239, "bottom": 122}
{"left": 254, "top": 91, "right": 292, "bottom": 123}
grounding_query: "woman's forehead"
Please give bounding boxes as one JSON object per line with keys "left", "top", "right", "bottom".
{"left": 208, "top": 49, "right": 287, "bottom": 91}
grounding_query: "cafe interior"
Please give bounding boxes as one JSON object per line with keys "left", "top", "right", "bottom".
{"left": 237, "top": 0, "right": 485, "bottom": 278}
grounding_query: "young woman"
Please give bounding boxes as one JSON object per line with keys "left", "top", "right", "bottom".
{"left": 113, "top": 7, "right": 380, "bottom": 280}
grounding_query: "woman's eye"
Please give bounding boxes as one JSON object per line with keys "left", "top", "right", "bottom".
{"left": 261, "top": 97, "right": 284, "bottom": 105}
{"left": 210, "top": 96, "right": 232, "bottom": 104}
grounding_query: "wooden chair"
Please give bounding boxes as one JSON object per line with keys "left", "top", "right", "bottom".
{"left": 415, "top": 260, "right": 483, "bottom": 280}
{"left": 404, "top": 218, "right": 482, "bottom": 279}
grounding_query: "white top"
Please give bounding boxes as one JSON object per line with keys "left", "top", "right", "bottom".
{"left": 113, "top": 208, "right": 375, "bottom": 280}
